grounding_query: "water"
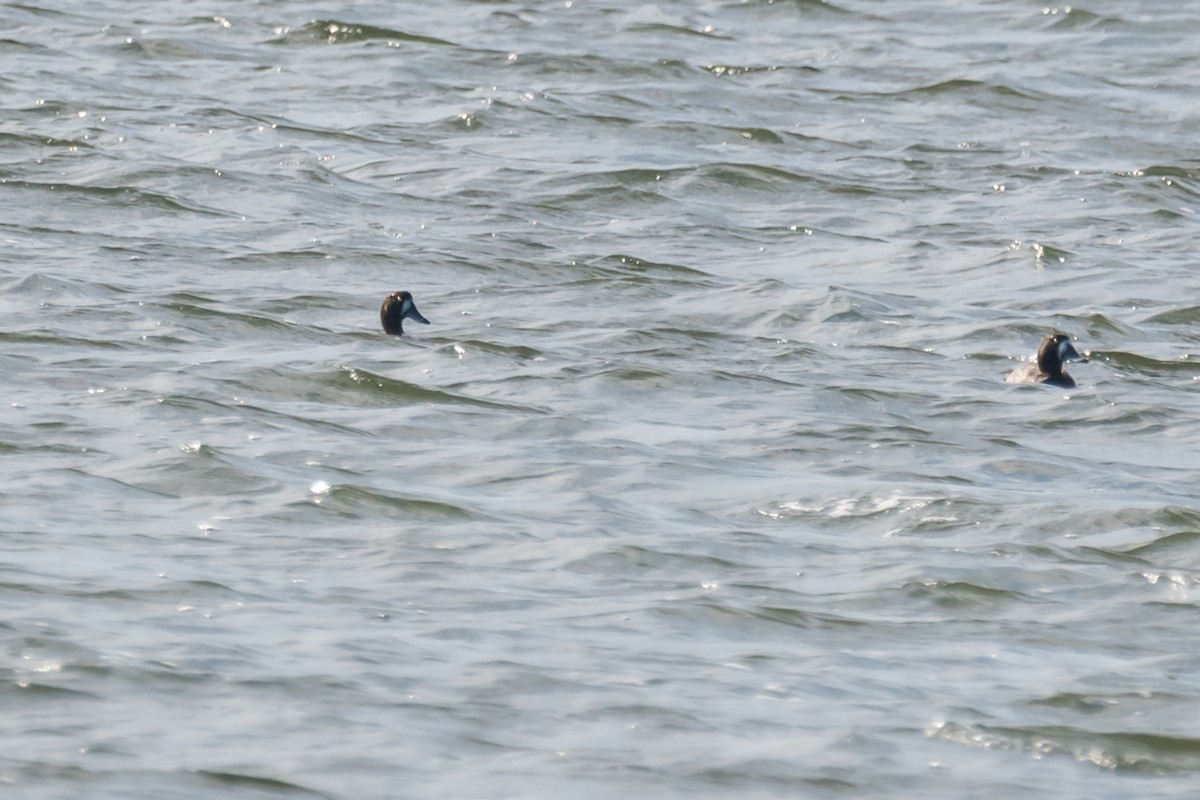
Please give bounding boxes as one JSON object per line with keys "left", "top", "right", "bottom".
{"left": 3, "top": 0, "right": 1200, "bottom": 797}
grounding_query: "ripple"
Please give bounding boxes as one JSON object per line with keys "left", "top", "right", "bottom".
{"left": 194, "top": 770, "right": 338, "bottom": 799}
{"left": 286, "top": 20, "right": 455, "bottom": 47}
{"left": 931, "top": 721, "right": 1200, "bottom": 773}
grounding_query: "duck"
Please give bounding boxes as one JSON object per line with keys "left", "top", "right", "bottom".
{"left": 1006, "top": 332, "right": 1088, "bottom": 388}
{"left": 380, "top": 291, "right": 430, "bottom": 335}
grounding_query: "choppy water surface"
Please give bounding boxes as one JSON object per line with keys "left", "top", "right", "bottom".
{"left": 3, "top": 0, "right": 1200, "bottom": 797}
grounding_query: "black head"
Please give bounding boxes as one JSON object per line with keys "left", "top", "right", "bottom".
{"left": 1037, "top": 332, "right": 1087, "bottom": 387}
{"left": 380, "top": 291, "right": 431, "bottom": 335}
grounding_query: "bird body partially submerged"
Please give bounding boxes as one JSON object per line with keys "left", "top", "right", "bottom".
{"left": 1006, "top": 333, "right": 1088, "bottom": 388}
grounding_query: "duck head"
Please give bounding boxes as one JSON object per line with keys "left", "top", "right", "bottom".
{"left": 1037, "top": 332, "right": 1088, "bottom": 386}
{"left": 380, "top": 291, "right": 431, "bottom": 335}
{"left": 1039, "top": 332, "right": 1087, "bottom": 371}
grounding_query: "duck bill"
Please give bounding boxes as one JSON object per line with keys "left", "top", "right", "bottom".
{"left": 1061, "top": 342, "right": 1087, "bottom": 363}
{"left": 407, "top": 306, "right": 431, "bottom": 325}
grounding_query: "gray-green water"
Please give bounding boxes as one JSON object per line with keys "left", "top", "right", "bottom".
{"left": 3, "top": 1, "right": 1200, "bottom": 797}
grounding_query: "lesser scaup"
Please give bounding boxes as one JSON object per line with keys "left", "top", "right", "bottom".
{"left": 380, "top": 291, "right": 430, "bottom": 335}
{"left": 1006, "top": 332, "right": 1088, "bottom": 388}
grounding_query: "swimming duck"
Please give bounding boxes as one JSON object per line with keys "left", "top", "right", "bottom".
{"left": 380, "top": 291, "right": 430, "bottom": 335}
{"left": 1006, "top": 332, "right": 1088, "bottom": 388}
